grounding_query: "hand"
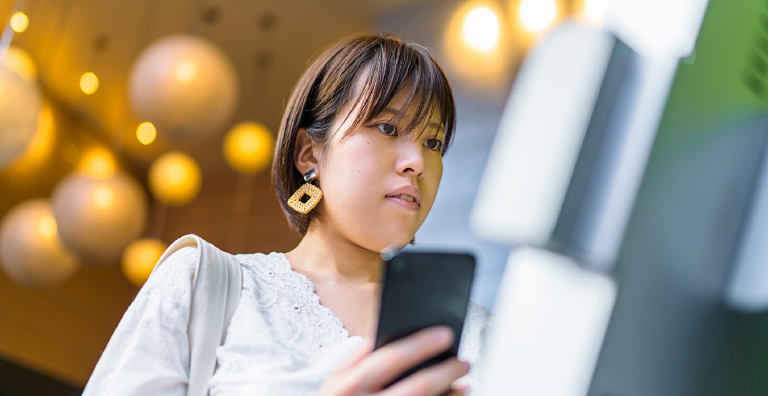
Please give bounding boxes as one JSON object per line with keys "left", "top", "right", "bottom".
{"left": 318, "top": 326, "right": 470, "bottom": 396}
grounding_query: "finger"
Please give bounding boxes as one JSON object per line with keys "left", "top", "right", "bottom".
{"left": 444, "top": 388, "right": 466, "bottom": 396}
{"left": 379, "top": 357, "right": 470, "bottom": 396}
{"left": 335, "top": 339, "right": 375, "bottom": 373}
{"left": 447, "top": 382, "right": 468, "bottom": 396}
{"left": 348, "top": 326, "right": 454, "bottom": 391}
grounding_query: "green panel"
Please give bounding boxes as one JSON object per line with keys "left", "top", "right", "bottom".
{"left": 657, "top": 0, "right": 768, "bottom": 150}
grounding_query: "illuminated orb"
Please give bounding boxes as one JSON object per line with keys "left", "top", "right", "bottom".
{"left": 136, "top": 122, "right": 157, "bottom": 145}
{"left": 10, "top": 12, "right": 28, "bottom": 33}
{"left": 77, "top": 146, "right": 117, "bottom": 179}
{"left": 2, "top": 101, "right": 56, "bottom": 178}
{"left": 0, "top": 199, "right": 80, "bottom": 288}
{"left": 519, "top": 0, "right": 558, "bottom": 33}
{"left": 80, "top": 72, "right": 99, "bottom": 94}
{"left": 121, "top": 238, "right": 167, "bottom": 287}
{"left": 2, "top": 46, "right": 38, "bottom": 83}
{"left": 148, "top": 151, "right": 202, "bottom": 206}
{"left": 0, "top": 66, "right": 42, "bottom": 169}
{"left": 462, "top": 6, "right": 500, "bottom": 52}
{"left": 444, "top": 2, "right": 514, "bottom": 90}
{"left": 51, "top": 172, "right": 148, "bottom": 263}
{"left": 223, "top": 121, "right": 274, "bottom": 174}
{"left": 581, "top": 0, "right": 609, "bottom": 25}
{"left": 128, "top": 35, "right": 239, "bottom": 142}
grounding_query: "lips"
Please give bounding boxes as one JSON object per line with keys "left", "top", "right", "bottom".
{"left": 386, "top": 186, "right": 422, "bottom": 210}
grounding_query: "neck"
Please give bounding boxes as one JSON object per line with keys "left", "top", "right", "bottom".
{"left": 285, "top": 219, "right": 384, "bottom": 284}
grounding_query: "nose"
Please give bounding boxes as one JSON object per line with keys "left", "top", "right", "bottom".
{"left": 396, "top": 140, "right": 426, "bottom": 178}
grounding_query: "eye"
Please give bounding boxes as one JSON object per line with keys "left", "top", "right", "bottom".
{"left": 424, "top": 138, "right": 443, "bottom": 151}
{"left": 376, "top": 123, "right": 398, "bottom": 136}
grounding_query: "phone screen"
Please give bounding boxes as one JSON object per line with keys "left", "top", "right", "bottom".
{"left": 374, "top": 251, "right": 475, "bottom": 382}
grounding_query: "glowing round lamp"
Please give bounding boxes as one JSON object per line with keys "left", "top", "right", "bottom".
{"left": 80, "top": 72, "right": 99, "bottom": 95}
{"left": 0, "top": 65, "right": 42, "bottom": 169}
{"left": 10, "top": 12, "right": 28, "bottom": 33}
{"left": 136, "top": 122, "right": 157, "bottom": 145}
{"left": 223, "top": 121, "right": 274, "bottom": 174}
{"left": 519, "top": 0, "right": 558, "bottom": 33}
{"left": 78, "top": 146, "right": 117, "bottom": 179}
{"left": 51, "top": 172, "right": 148, "bottom": 263}
{"left": 121, "top": 238, "right": 167, "bottom": 287}
{"left": 462, "top": 7, "right": 500, "bottom": 52}
{"left": 2, "top": 46, "right": 38, "bottom": 83}
{"left": 0, "top": 199, "right": 80, "bottom": 288}
{"left": 2, "top": 102, "right": 55, "bottom": 174}
{"left": 148, "top": 151, "right": 202, "bottom": 206}
{"left": 128, "top": 35, "right": 239, "bottom": 142}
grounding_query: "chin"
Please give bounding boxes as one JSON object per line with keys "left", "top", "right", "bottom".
{"left": 382, "top": 237, "right": 413, "bottom": 252}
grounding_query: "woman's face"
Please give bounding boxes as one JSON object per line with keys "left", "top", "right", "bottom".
{"left": 313, "top": 88, "right": 445, "bottom": 252}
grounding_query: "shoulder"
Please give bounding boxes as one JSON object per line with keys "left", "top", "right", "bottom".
{"left": 144, "top": 246, "right": 199, "bottom": 290}
{"left": 131, "top": 246, "right": 200, "bottom": 323}
{"left": 234, "top": 251, "right": 290, "bottom": 279}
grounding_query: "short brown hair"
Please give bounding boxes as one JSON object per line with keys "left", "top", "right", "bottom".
{"left": 272, "top": 34, "right": 456, "bottom": 236}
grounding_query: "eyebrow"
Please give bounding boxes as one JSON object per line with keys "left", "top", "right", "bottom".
{"left": 378, "top": 106, "right": 445, "bottom": 135}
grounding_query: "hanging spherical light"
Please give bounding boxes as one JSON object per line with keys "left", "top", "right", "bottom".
{"left": 0, "top": 65, "right": 42, "bottom": 169}
{"left": 2, "top": 46, "right": 38, "bottom": 83}
{"left": 223, "top": 121, "right": 274, "bottom": 174}
{"left": 121, "top": 238, "right": 167, "bottom": 287}
{"left": 148, "top": 151, "right": 202, "bottom": 206}
{"left": 127, "top": 35, "right": 239, "bottom": 142}
{"left": 51, "top": 172, "right": 148, "bottom": 263}
{"left": 0, "top": 199, "right": 80, "bottom": 288}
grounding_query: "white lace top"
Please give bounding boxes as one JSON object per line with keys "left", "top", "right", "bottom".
{"left": 83, "top": 247, "right": 494, "bottom": 396}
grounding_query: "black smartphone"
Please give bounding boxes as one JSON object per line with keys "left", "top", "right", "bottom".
{"left": 374, "top": 251, "right": 475, "bottom": 383}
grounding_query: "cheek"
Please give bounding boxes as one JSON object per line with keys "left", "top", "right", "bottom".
{"left": 321, "top": 140, "right": 388, "bottom": 207}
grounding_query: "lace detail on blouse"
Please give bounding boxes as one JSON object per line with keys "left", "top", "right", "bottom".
{"left": 84, "top": 247, "right": 494, "bottom": 396}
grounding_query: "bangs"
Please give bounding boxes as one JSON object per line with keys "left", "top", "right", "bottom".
{"left": 343, "top": 41, "right": 456, "bottom": 154}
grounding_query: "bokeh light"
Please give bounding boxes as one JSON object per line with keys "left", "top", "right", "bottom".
{"left": 92, "top": 184, "right": 116, "bottom": 210}
{"left": 223, "top": 121, "right": 274, "bottom": 174}
{"left": 148, "top": 151, "right": 202, "bottom": 206}
{"left": 580, "top": 0, "right": 610, "bottom": 25}
{"left": 0, "top": 66, "right": 42, "bottom": 168}
{"left": 0, "top": 199, "right": 80, "bottom": 288}
{"left": 10, "top": 12, "right": 28, "bottom": 33}
{"left": 36, "top": 214, "right": 57, "bottom": 239}
{"left": 2, "top": 46, "right": 38, "bottom": 83}
{"left": 128, "top": 35, "right": 239, "bottom": 143}
{"left": 174, "top": 60, "right": 197, "bottom": 83}
{"left": 519, "top": 0, "right": 558, "bottom": 33}
{"left": 80, "top": 72, "right": 99, "bottom": 94}
{"left": 1, "top": 102, "right": 56, "bottom": 176}
{"left": 51, "top": 172, "right": 148, "bottom": 263}
{"left": 78, "top": 146, "right": 116, "bottom": 179}
{"left": 136, "top": 122, "right": 157, "bottom": 145}
{"left": 444, "top": 1, "right": 515, "bottom": 91}
{"left": 462, "top": 6, "right": 500, "bottom": 52}
{"left": 121, "top": 238, "right": 167, "bottom": 287}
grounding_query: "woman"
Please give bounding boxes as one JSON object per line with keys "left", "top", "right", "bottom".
{"left": 84, "top": 34, "right": 493, "bottom": 396}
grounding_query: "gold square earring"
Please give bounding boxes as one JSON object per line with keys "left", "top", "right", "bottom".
{"left": 287, "top": 169, "right": 323, "bottom": 214}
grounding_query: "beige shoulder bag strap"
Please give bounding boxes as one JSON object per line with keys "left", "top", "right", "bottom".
{"left": 152, "top": 234, "right": 243, "bottom": 396}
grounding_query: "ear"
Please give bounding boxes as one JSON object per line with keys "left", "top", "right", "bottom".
{"left": 293, "top": 128, "right": 321, "bottom": 176}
